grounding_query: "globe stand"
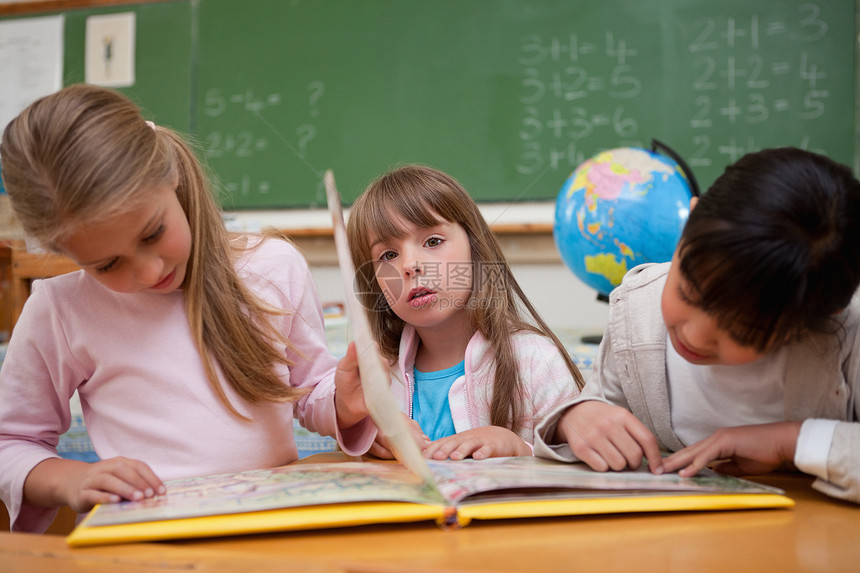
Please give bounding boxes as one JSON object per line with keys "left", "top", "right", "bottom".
{"left": 581, "top": 334, "right": 603, "bottom": 345}
{"left": 580, "top": 292, "right": 609, "bottom": 345}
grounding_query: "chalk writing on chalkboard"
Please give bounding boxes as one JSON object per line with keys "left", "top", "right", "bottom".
{"left": 513, "top": 3, "right": 844, "bottom": 193}
{"left": 202, "top": 88, "right": 278, "bottom": 196}
{"left": 515, "top": 31, "right": 647, "bottom": 177}
{"left": 187, "top": 0, "right": 852, "bottom": 209}
{"left": 675, "top": 3, "right": 838, "bottom": 182}
{"left": 200, "top": 81, "right": 328, "bottom": 201}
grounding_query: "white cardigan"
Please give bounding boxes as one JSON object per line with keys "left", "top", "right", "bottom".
{"left": 535, "top": 262, "right": 860, "bottom": 504}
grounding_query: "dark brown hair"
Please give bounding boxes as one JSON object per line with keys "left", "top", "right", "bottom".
{"left": 678, "top": 147, "right": 860, "bottom": 351}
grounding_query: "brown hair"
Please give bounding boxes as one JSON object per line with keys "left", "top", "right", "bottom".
{"left": 0, "top": 84, "right": 306, "bottom": 417}
{"left": 347, "top": 165, "right": 584, "bottom": 432}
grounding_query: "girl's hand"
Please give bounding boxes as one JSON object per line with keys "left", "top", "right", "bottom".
{"left": 424, "top": 427, "right": 531, "bottom": 461}
{"left": 368, "top": 414, "right": 430, "bottom": 459}
{"left": 334, "top": 342, "right": 369, "bottom": 429}
{"left": 661, "top": 422, "right": 803, "bottom": 478}
{"left": 555, "top": 400, "right": 664, "bottom": 473}
{"left": 25, "top": 457, "right": 164, "bottom": 514}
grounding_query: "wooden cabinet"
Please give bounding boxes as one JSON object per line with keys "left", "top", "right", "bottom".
{"left": 0, "top": 241, "right": 79, "bottom": 334}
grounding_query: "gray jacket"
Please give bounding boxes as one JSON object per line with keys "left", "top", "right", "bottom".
{"left": 535, "top": 262, "right": 860, "bottom": 504}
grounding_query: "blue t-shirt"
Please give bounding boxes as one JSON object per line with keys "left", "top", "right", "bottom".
{"left": 412, "top": 360, "right": 464, "bottom": 441}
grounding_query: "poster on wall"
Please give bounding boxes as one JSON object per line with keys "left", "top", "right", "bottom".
{"left": 0, "top": 15, "right": 64, "bottom": 134}
{"left": 85, "top": 12, "right": 136, "bottom": 87}
{"left": 0, "top": 14, "right": 64, "bottom": 196}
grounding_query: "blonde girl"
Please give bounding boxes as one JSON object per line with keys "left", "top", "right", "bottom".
{"left": 346, "top": 165, "right": 584, "bottom": 460}
{"left": 0, "top": 85, "right": 373, "bottom": 532}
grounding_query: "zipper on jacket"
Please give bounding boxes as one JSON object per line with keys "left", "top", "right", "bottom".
{"left": 464, "top": 382, "right": 475, "bottom": 429}
{"left": 405, "top": 371, "right": 414, "bottom": 419}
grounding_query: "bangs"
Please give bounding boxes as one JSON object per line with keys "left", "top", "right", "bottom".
{"left": 364, "top": 193, "right": 448, "bottom": 245}
{"left": 352, "top": 172, "right": 466, "bottom": 248}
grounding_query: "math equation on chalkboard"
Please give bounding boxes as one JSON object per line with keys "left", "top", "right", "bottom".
{"left": 515, "top": 30, "right": 646, "bottom": 177}
{"left": 514, "top": 2, "right": 852, "bottom": 191}
{"left": 191, "top": 0, "right": 853, "bottom": 208}
{"left": 678, "top": 5, "right": 835, "bottom": 169}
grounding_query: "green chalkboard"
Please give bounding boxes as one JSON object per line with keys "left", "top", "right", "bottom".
{"left": 195, "top": 0, "right": 856, "bottom": 209}
{"left": 0, "top": 1, "right": 192, "bottom": 131}
{"left": 3, "top": 0, "right": 855, "bottom": 209}
{"left": 61, "top": 1, "right": 194, "bottom": 132}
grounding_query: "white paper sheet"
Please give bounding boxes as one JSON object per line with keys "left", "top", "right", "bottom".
{"left": 0, "top": 15, "right": 64, "bottom": 134}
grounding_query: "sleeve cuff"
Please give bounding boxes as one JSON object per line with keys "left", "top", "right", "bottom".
{"left": 794, "top": 418, "right": 839, "bottom": 480}
{"left": 336, "top": 416, "right": 377, "bottom": 456}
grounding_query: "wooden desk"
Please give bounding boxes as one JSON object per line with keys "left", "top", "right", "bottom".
{"left": 2, "top": 473, "right": 857, "bottom": 573}
{"left": 0, "top": 531, "right": 344, "bottom": 573}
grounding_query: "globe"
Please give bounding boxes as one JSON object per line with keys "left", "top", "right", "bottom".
{"left": 554, "top": 146, "right": 696, "bottom": 298}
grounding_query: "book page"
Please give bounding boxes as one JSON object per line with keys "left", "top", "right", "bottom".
{"left": 425, "top": 457, "right": 786, "bottom": 506}
{"left": 324, "top": 171, "right": 436, "bottom": 486}
{"left": 85, "top": 462, "right": 442, "bottom": 527}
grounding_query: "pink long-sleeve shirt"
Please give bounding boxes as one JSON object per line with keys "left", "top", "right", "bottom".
{"left": 0, "top": 238, "right": 372, "bottom": 532}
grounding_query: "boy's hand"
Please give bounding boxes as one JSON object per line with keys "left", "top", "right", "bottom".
{"left": 555, "top": 400, "right": 664, "bottom": 473}
{"left": 424, "top": 426, "right": 531, "bottom": 461}
{"left": 334, "top": 342, "right": 369, "bottom": 429}
{"left": 25, "top": 457, "right": 164, "bottom": 514}
{"left": 661, "top": 422, "right": 802, "bottom": 478}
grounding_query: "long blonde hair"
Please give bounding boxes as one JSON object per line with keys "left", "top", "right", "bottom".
{"left": 347, "top": 165, "right": 584, "bottom": 432}
{"left": 0, "top": 84, "right": 306, "bottom": 417}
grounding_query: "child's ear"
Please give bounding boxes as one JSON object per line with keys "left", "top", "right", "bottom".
{"left": 689, "top": 196, "right": 699, "bottom": 211}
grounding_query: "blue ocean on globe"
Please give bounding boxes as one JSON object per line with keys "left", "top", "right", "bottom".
{"left": 554, "top": 147, "right": 695, "bottom": 297}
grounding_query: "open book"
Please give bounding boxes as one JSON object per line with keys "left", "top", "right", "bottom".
{"left": 67, "top": 456, "right": 791, "bottom": 547}
{"left": 66, "top": 171, "right": 793, "bottom": 547}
